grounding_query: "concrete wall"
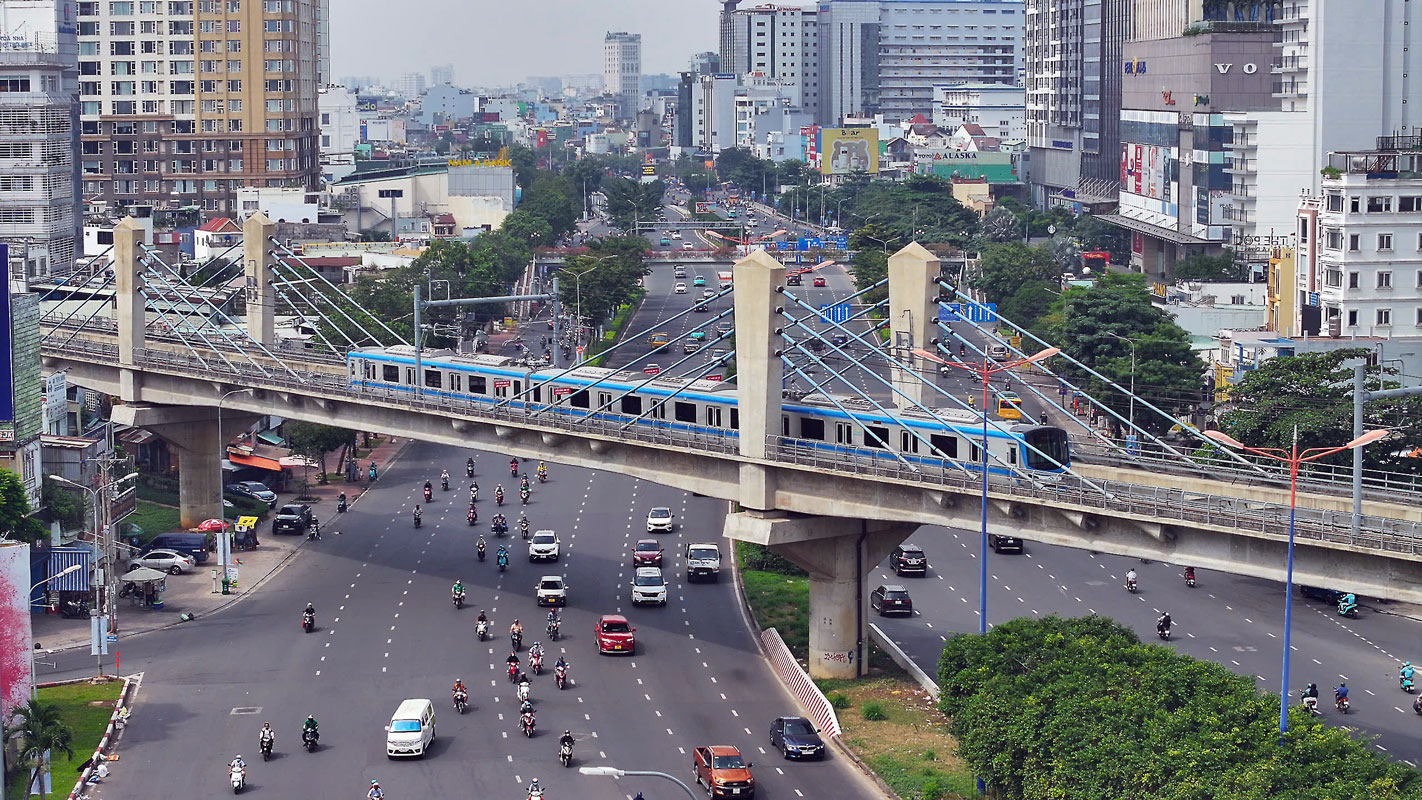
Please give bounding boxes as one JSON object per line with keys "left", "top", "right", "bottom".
{"left": 1121, "top": 32, "right": 1278, "bottom": 115}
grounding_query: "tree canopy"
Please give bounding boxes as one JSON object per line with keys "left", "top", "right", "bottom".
{"left": 780, "top": 175, "right": 980, "bottom": 246}
{"left": 600, "top": 177, "right": 666, "bottom": 232}
{"left": 0, "top": 469, "right": 42, "bottom": 543}
{"left": 556, "top": 236, "right": 649, "bottom": 327}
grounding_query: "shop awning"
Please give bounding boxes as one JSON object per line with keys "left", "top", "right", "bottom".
{"left": 226, "top": 452, "right": 282, "bottom": 472}
{"left": 279, "top": 456, "right": 319, "bottom": 469}
{"left": 256, "top": 431, "right": 286, "bottom": 447}
{"left": 47, "top": 548, "right": 92, "bottom": 592}
{"left": 117, "top": 427, "right": 156, "bottom": 445}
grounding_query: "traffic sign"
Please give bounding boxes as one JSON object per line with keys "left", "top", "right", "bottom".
{"left": 819, "top": 302, "right": 852, "bottom": 325}
{"left": 695, "top": 202, "right": 711, "bottom": 214}
{"left": 938, "top": 302, "right": 998, "bottom": 324}
{"left": 106, "top": 634, "right": 117, "bottom": 643}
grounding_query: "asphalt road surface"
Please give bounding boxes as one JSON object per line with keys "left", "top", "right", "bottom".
{"left": 45, "top": 442, "right": 877, "bottom": 800}
{"left": 871, "top": 528, "right": 1422, "bottom": 763}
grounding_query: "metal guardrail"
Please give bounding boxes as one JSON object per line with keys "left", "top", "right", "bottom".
{"left": 41, "top": 337, "right": 1422, "bottom": 557}
{"left": 761, "top": 627, "right": 842, "bottom": 739}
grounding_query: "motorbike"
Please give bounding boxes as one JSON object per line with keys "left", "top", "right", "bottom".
{"left": 423, "top": 487, "right": 433, "bottom": 502}
{"left": 529, "top": 787, "right": 545, "bottom": 800}
{"left": 369, "top": 464, "right": 378, "bottom": 480}
{"left": 531, "top": 652, "right": 543, "bottom": 675}
{"left": 510, "top": 463, "right": 519, "bottom": 478}
{"left": 1301, "top": 693, "right": 1319, "bottom": 715}
{"left": 466, "top": 462, "right": 475, "bottom": 478}
{"left": 1402, "top": 674, "right": 1416, "bottom": 694}
{"left": 1125, "top": 578, "right": 1138, "bottom": 594}
{"left": 57, "top": 599, "right": 89, "bottom": 619}
{"left": 468, "top": 510, "right": 478, "bottom": 526}
{"left": 413, "top": 512, "right": 422, "bottom": 529}
{"left": 1156, "top": 625, "right": 1171, "bottom": 641}
{"left": 1413, "top": 695, "right": 1422, "bottom": 715}
{"left": 454, "top": 690, "right": 468, "bottom": 714}
{"left": 1337, "top": 598, "right": 1359, "bottom": 618}
{"left": 547, "top": 619, "right": 561, "bottom": 641}
{"left": 442, "top": 476, "right": 449, "bottom": 491}
{"left": 511, "top": 630, "right": 523, "bottom": 651}
{"left": 493, "top": 519, "right": 509, "bottom": 536}
{"left": 517, "top": 681, "right": 531, "bottom": 703}
{"left": 302, "top": 611, "right": 314, "bottom": 633}
{"left": 302, "top": 728, "right": 318, "bottom": 752}
{"left": 498, "top": 552, "right": 508, "bottom": 572}
{"left": 520, "top": 490, "right": 531, "bottom": 506}
{"left": 555, "top": 664, "right": 568, "bottom": 690}
{"left": 507, "top": 662, "right": 520, "bottom": 682}
{"left": 230, "top": 765, "right": 246, "bottom": 793}
{"left": 477, "top": 620, "right": 490, "bottom": 641}
{"left": 521, "top": 522, "right": 531, "bottom": 540}
{"left": 1335, "top": 694, "right": 1350, "bottom": 713}
{"left": 337, "top": 495, "right": 347, "bottom": 513}
{"left": 538, "top": 470, "right": 547, "bottom": 484}
{"left": 521, "top": 712, "right": 536, "bottom": 738}
{"left": 560, "top": 741, "right": 573, "bottom": 767}
{"left": 477, "top": 543, "right": 486, "bottom": 561}
{"left": 452, "top": 590, "right": 465, "bottom": 609}
{"left": 496, "top": 491, "right": 505, "bottom": 507}
{"left": 259, "top": 736, "right": 273, "bottom": 761}
{"left": 1184, "top": 568, "right": 1196, "bottom": 588}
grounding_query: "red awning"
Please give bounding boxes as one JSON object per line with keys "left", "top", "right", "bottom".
{"left": 226, "top": 452, "right": 282, "bottom": 472}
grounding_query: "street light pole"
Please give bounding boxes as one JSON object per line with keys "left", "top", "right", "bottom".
{"left": 48, "top": 473, "right": 136, "bottom": 676}
{"left": 1204, "top": 426, "right": 1389, "bottom": 743}
{"left": 579, "top": 766, "right": 698, "bottom": 800}
{"left": 1105, "top": 332, "right": 1139, "bottom": 430}
{"left": 217, "top": 388, "right": 255, "bottom": 598}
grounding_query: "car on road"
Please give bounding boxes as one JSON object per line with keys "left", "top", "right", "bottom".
{"left": 225, "top": 481, "right": 276, "bottom": 506}
{"left": 650, "top": 332, "right": 670, "bottom": 351}
{"left": 131, "top": 548, "right": 196, "bottom": 575}
{"left": 716, "top": 323, "right": 733, "bottom": 336}
{"left": 536, "top": 575, "right": 567, "bottom": 607}
{"left": 694, "top": 302, "right": 710, "bottom": 313}
{"left": 595, "top": 613, "right": 636, "bottom": 654}
{"left": 631, "top": 566, "right": 668, "bottom": 606}
{"left": 683, "top": 242, "right": 695, "bottom": 250}
{"left": 829, "top": 333, "right": 849, "bottom": 347}
{"left": 272, "top": 503, "right": 313, "bottom": 535}
{"left": 674, "top": 266, "right": 687, "bottom": 278}
{"left": 686, "top": 542, "right": 722, "bottom": 582}
{"left": 693, "top": 745, "right": 755, "bottom": 797}
{"left": 870, "top": 584, "right": 913, "bottom": 616}
{"left": 769, "top": 716, "right": 825, "bottom": 760}
{"left": 633, "top": 538, "right": 664, "bottom": 567}
{"left": 672, "top": 231, "right": 683, "bottom": 240}
{"left": 890, "top": 544, "right": 928, "bottom": 576}
{"left": 987, "top": 342, "right": 1010, "bottom": 361}
{"left": 693, "top": 275, "right": 706, "bottom": 287}
{"left": 707, "top": 348, "right": 729, "bottom": 365}
{"left": 786, "top": 273, "right": 802, "bottom": 286}
{"left": 674, "top": 282, "right": 687, "bottom": 294}
{"left": 528, "top": 530, "right": 560, "bottom": 562}
{"left": 660, "top": 237, "right": 671, "bottom": 246}
{"left": 988, "top": 534, "right": 1024, "bottom": 554}
{"left": 812, "top": 276, "right": 827, "bottom": 287}
{"left": 646, "top": 506, "right": 675, "bottom": 532}
{"left": 701, "top": 289, "right": 716, "bottom": 300}
{"left": 683, "top": 339, "right": 702, "bottom": 354}
{"left": 1299, "top": 586, "right": 1346, "bottom": 604}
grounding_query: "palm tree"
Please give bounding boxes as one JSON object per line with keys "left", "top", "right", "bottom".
{"left": 6, "top": 701, "right": 75, "bottom": 800}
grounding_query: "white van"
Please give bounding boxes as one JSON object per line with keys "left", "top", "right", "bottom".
{"left": 385, "top": 698, "right": 435, "bottom": 758}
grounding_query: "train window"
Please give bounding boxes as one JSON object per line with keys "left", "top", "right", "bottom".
{"left": 673, "top": 402, "right": 697, "bottom": 423}
{"left": 364, "top": 362, "right": 376, "bottom": 380}
{"left": 930, "top": 434, "right": 957, "bottom": 459}
{"left": 382, "top": 364, "right": 399, "bottom": 382}
{"left": 532, "top": 386, "right": 542, "bottom": 403}
{"left": 470, "top": 376, "right": 487, "bottom": 394}
{"left": 599, "top": 392, "right": 612, "bottom": 409}
{"left": 800, "top": 417, "right": 825, "bottom": 440}
{"left": 513, "top": 381, "right": 522, "bottom": 397}
{"left": 707, "top": 407, "right": 723, "bottom": 428}
{"left": 450, "top": 373, "right": 462, "bottom": 393}
{"left": 348, "top": 362, "right": 357, "bottom": 378}
{"left": 970, "top": 442, "right": 982, "bottom": 463}
{"left": 649, "top": 402, "right": 666, "bottom": 420}
{"left": 865, "top": 426, "right": 889, "bottom": 449}
{"left": 1023, "top": 428, "right": 1069, "bottom": 470}
{"left": 424, "top": 369, "right": 442, "bottom": 389}
{"left": 835, "top": 423, "right": 852, "bottom": 445}
{"left": 900, "top": 430, "right": 920, "bottom": 453}
{"left": 404, "top": 368, "right": 415, "bottom": 385}
{"left": 1008, "top": 447, "right": 1017, "bottom": 465}
{"left": 570, "top": 390, "right": 590, "bottom": 409}
{"left": 621, "top": 395, "right": 643, "bottom": 415}
{"left": 730, "top": 408, "right": 739, "bottom": 430}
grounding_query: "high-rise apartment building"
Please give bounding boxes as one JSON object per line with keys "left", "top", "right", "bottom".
{"left": 430, "top": 63, "right": 454, "bottom": 87}
{"left": 394, "top": 71, "right": 425, "bottom": 98}
{"left": 1024, "top": 0, "right": 1129, "bottom": 209}
{"left": 77, "top": 0, "right": 320, "bottom": 216}
{"left": 0, "top": 0, "right": 81, "bottom": 278}
{"left": 721, "top": 3, "right": 820, "bottom": 118}
{"left": 315, "top": 0, "right": 328, "bottom": 84}
{"left": 875, "top": 0, "right": 1023, "bottom": 124}
{"left": 604, "top": 31, "right": 642, "bottom": 118}
{"left": 816, "top": 0, "right": 879, "bottom": 125}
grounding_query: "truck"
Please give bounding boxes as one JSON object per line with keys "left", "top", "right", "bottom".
{"left": 685, "top": 542, "right": 722, "bottom": 582}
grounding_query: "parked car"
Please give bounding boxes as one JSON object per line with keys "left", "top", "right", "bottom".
{"left": 988, "top": 534, "right": 1023, "bottom": 554}
{"left": 595, "top": 614, "right": 636, "bottom": 654}
{"left": 633, "top": 538, "right": 664, "bottom": 567}
{"left": 225, "top": 481, "right": 276, "bottom": 505}
{"left": 870, "top": 584, "right": 913, "bottom": 616}
{"left": 143, "top": 532, "right": 210, "bottom": 564}
{"left": 272, "top": 503, "right": 313, "bottom": 535}
{"left": 769, "top": 716, "right": 825, "bottom": 760}
{"left": 132, "top": 549, "right": 196, "bottom": 575}
{"left": 693, "top": 745, "right": 755, "bottom": 797}
{"left": 890, "top": 544, "right": 928, "bottom": 576}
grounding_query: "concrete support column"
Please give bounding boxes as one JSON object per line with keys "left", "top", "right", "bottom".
{"left": 171, "top": 416, "right": 222, "bottom": 530}
{"left": 243, "top": 212, "right": 277, "bottom": 346}
{"left": 887, "top": 242, "right": 941, "bottom": 407}
{"left": 112, "top": 217, "right": 146, "bottom": 400}
{"left": 732, "top": 250, "right": 786, "bottom": 510}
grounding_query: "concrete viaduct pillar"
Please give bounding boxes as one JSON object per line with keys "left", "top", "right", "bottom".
{"left": 112, "top": 217, "right": 146, "bottom": 402}
{"left": 111, "top": 405, "right": 252, "bottom": 530}
{"left": 732, "top": 249, "right": 785, "bottom": 511}
{"left": 243, "top": 212, "right": 277, "bottom": 347}
{"left": 887, "top": 242, "right": 941, "bottom": 407}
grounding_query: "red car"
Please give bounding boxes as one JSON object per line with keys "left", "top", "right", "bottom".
{"left": 595, "top": 614, "right": 636, "bottom": 655}
{"left": 812, "top": 276, "right": 827, "bottom": 287}
{"left": 633, "top": 538, "right": 664, "bottom": 567}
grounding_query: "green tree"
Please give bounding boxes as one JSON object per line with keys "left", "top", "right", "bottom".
{"left": 997, "top": 281, "right": 1058, "bottom": 332}
{"left": 1073, "top": 214, "right": 1131, "bottom": 268}
{"left": 601, "top": 177, "right": 666, "bottom": 232}
{"left": 434, "top": 131, "right": 455, "bottom": 156}
{"left": 1172, "top": 252, "right": 1247, "bottom": 282}
{"left": 357, "top": 229, "right": 392, "bottom": 242}
{"left": 506, "top": 143, "right": 539, "bottom": 189}
{"left": 284, "top": 422, "right": 352, "bottom": 491}
{"left": 1217, "top": 349, "right": 1422, "bottom": 475}
{"left": 518, "top": 173, "right": 580, "bottom": 240}
{"left": 979, "top": 205, "right": 1023, "bottom": 243}
{"left": 974, "top": 242, "right": 1057, "bottom": 304}
{"left": 6, "top": 700, "right": 76, "bottom": 800}
{"left": 500, "top": 209, "right": 555, "bottom": 248}
{"left": 0, "top": 469, "right": 43, "bottom": 542}
{"left": 41, "top": 478, "right": 85, "bottom": 529}
{"left": 557, "top": 238, "right": 649, "bottom": 327}
{"left": 565, "top": 157, "right": 605, "bottom": 216}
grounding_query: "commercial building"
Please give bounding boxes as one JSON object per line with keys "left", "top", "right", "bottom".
{"left": 933, "top": 82, "right": 1024, "bottom": 140}
{"left": 430, "top": 63, "right": 454, "bottom": 87}
{"left": 816, "top": 0, "right": 880, "bottom": 126}
{"left": 329, "top": 160, "right": 517, "bottom": 237}
{"left": 77, "top": 0, "right": 321, "bottom": 215}
{"left": 1, "top": 261, "right": 43, "bottom": 510}
{"left": 720, "top": 3, "right": 820, "bottom": 118}
{"left": 315, "top": 0, "right": 329, "bottom": 84}
{"left": 875, "top": 0, "right": 1023, "bottom": 124}
{"left": 604, "top": 31, "right": 642, "bottom": 119}
{"left": 0, "top": 0, "right": 81, "bottom": 280}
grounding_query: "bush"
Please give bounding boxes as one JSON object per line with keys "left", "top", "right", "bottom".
{"left": 860, "top": 700, "right": 887, "bottom": 721}
{"left": 736, "top": 542, "right": 808, "bottom": 577}
{"left": 828, "top": 692, "right": 851, "bottom": 710}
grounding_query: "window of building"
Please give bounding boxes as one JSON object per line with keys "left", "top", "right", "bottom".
{"left": 1325, "top": 268, "right": 1342, "bottom": 288}
{"left": 1348, "top": 234, "right": 1360, "bottom": 252}
{"left": 1348, "top": 309, "right": 1359, "bottom": 327}
{"left": 1346, "top": 271, "right": 1359, "bottom": 289}
{"left": 1367, "top": 196, "right": 1393, "bottom": 213}
{"left": 1401, "top": 196, "right": 1422, "bottom": 212}
{"left": 1350, "top": 196, "right": 1360, "bottom": 213}
{"left": 1377, "top": 271, "right": 1393, "bottom": 289}
{"left": 1377, "top": 308, "right": 1392, "bottom": 326}
{"left": 1325, "top": 193, "right": 1343, "bottom": 212}
{"left": 1378, "top": 233, "right": 1394, "bottom": 251}
{"left": 1324, "top": 229, "right": 1342, "bottom": 249}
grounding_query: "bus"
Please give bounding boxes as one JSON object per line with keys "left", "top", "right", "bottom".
{"left": 716, "top": 270, "right": 733, "bottom": 289}
{"left": 996, "top": 392, "right": 1024, "bottom": 420}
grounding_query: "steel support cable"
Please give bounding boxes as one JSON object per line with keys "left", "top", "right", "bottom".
{"left": 263, "top": 275, "right": 349, "bottom": 364}
{"left": 142, "top": 255, "right": 304, "bottom": 382}
{"left": 37, "top": 245, "right": 116, "bottom": 303}
{"left": 268, "top": 262, "right": 365, "bottom": 353}
{"left": 49, "top": 274, "right": 120, "bottom": 352}
{"left": 269, "top": 238, "right": 409, "bottom": 346}
{"left": 935, "top": 281, "right": 1266, "bottom": 477}
{"left": 42, "top": 271, "right": 116, "bottom": 334}
{"left": 779, "top": 290, "right": 1090, "bottom": 485}
{"left": 615, "top": 350, "right": 742, "bottom": 431}
{"left": 134, "top": 284, "right": 222, "bottom": 373}
{"left": 582, "top": 328, "right": 739, "bottom": 422}
{"left": 520, "top": 305, "right": 735, "bottom": 418}
{"left": 141, "top": 257, "right": 277, "bottom": 376}
{"left": 268, "top": 257, "right": 393, "bottom": 350}
{"left": 138, "top": 270, "right": 243, "bottom": 375}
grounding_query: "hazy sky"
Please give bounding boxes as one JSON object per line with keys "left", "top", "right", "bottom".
{"left": 331, "top": 0, "right": 720, "bottom": 86}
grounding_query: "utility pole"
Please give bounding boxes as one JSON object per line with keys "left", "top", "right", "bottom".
{"left": 378, "top": 188, "right": 403, "bottom": 242}
{"left": 1350, "top": 364, "right": 1422, "bottom": 535}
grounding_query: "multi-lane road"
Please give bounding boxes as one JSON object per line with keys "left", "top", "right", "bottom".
{"left": 45, "top": 442, "right": 878, "bottom": 799}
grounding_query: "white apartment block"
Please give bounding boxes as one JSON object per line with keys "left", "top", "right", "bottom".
{"left": 318, "top": 84, "right": 358, "bottom": 154}
{"left": 0, "top": 0, "right": 81, "bottom": 277}
{"left": 604, "top": 31, "right": 642, "bottom": 119}
{"left": 876, "top": 0, "right": 1024, "bottom": 124}
{"left": 394, "top": 71, "right": 425, "bottom": 98}
{"left": 722, "top": 4, "right": 820, "bottom": 119}
{"left": 430, "top": 63, "right": 453, "bottom": 87}
{"left": 933, "top": 82, "right": 1024, "bottom": 139}
{"left": 1295, "top": 143, "right": 1422, "bottom": 339}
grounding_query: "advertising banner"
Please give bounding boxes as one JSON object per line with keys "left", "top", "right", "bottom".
{"left": 0, "top": 542, "right": 35, "bottom": 724}
{"left": 820, "top": 128, "right": 879, "bottom": 176}
{"left": 0, "top": 242, "right": 11, "bottom": 422}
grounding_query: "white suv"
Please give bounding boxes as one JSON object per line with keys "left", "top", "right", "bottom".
{"left": 631, "top": 567, "right": 668, "bottom": 606}
{"left": 646, "top": 506, "right": 675, "bottom": 533}
{"left": 528, "top": 530, "right": 560, "bottom": 562}
{"left": 536, "top": 575, "right": 567, "bottom": 607}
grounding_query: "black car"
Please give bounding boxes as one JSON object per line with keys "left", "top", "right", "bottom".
{"left": 272, "top": 503, "right": 313, "bottom": 535}
{"left": 870, "top": 585, "right": 913, "bottom": 616}
{"left": 769, "top": 716, "right": 825, "bottom": 760}
{"left": 988, "top": 534, "right": 1023, "bottom": 554}
{"left": 693, "top": 302, "right": 710, "bottom": 313}
{"left": 786, "top": 273, "right": 802, "bottom": 286}
{"left": 1299, "top": 586, "right": 1346, "bottom": 604}
{"left": 890, "top": 544, "right": 928, "bottom": 576}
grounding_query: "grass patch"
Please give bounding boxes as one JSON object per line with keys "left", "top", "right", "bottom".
{"left": 124, "top": 500, "right": 181, "bottom": 540}
{"left": 5, "top": 680, "right": 124, "bottom": 800}
{"left": 740, "top": 569, "right": 809, "bottom": 662}
{"left": 815, "top": 676, "right": 978, "bottom": 800}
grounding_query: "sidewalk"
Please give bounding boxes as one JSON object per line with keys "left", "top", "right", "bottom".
{"left": 31, "top": 434, "right": 412, "bottom": 654}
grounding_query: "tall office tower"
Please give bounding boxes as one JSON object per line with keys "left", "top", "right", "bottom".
{"left": 395, "top": 71, "right": 425, "bottom": 98}
{"left": 430, "top": 63, "right": 454, "bottom": 87}
{"left": 688, "top": 51, "right": 721, "bottom": 75}
{"left": 77, "top": 0, "right": 320, "bottom": 216}
{"left": 875, "top": 0, "right": 1024, "bottom": 124}
{"left": 721, "top": 3, "right": 820, "bottom": 118}
{"left": 718, "top": 0, "right": 742, "bottom": 73}
{"left": 0, "top": 0, "right": 81, "bottom": 277}
{"left": 1024, "top": 0, "right": 1128, "bottom": 208}
{"left": 315, "top": 0, "right": 329, "bottom": 84}
{"left": 604, "top": 31, "right": 642, "bottom": 119}
{"left": 816, "top": 0, "right": 879, "bottom": 126}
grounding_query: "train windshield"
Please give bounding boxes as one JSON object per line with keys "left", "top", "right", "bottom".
{"left": 1022, "top": 427, "right": 1070, "bottom": 470}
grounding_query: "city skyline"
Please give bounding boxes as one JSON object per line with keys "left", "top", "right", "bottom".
{"left": 330, "top": 0, "right": 718, "bottom": 87}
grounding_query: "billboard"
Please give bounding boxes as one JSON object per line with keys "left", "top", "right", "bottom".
{"left": 0, "top": 243, "right": 11, "bottom": 427}
{"left": 820, "top": 128, "right": 878, "bottom": 176}
{"left": 0, "top": 542, "right": 35, "bottom": 724}
{"left": 1120, "top": 143, "right": 1171, "bottom": 201}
